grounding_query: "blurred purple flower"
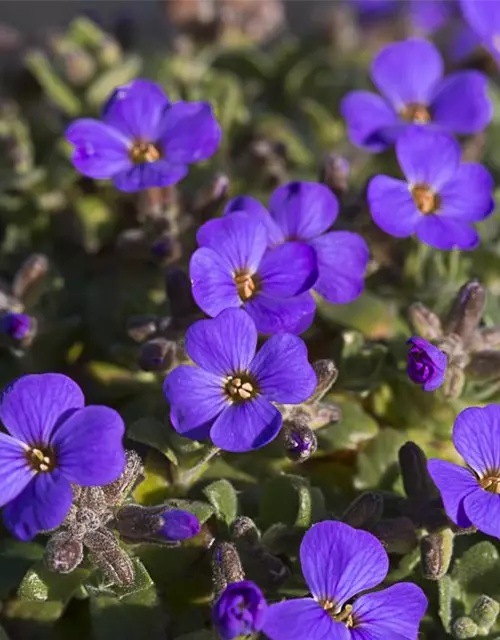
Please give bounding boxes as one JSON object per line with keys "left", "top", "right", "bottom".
{"left": 191, "top": 210, "right": 318, "bottom": 335}
{"left": 263, "top": 521, "right": 427, "bottom": 640}
{"left": 159, "top": 509, "right": 200, "bottom": 541}
{"left": 224, "top": 182, "right": 369, "bottom": 306}
{"left": 349, "top": 0, "right": 399, "bottom": 20}
{"left": 409, "top": 0, "right": 455, "bottom": 35}
{"left": 429, "top": 405, "right": 500, "bottom": 538}
{"left": 0, "top": 374, "right": 125, "bottom": 541}
{"left": 65, "top": 79, "right": 221, "bottom": 192}
{"left": 0, "top": 312, "right": 31, "bottom": 340}
{"left": 163, "top": 308, "right": 317, "bottom": 452}
{"left": 213, "top": 580, "right": 267, "bottom": 640}
{"left": 407, "top": 337, "right": 447, "bottom": 391}
{"left": 341, "top": 38, "right": 492, "bottom": 152}
{"left": 460, "top": 0, "right": 500, "bottom": 67}
{"left": 367, "top": 126, "right": 494, "bottom": 249}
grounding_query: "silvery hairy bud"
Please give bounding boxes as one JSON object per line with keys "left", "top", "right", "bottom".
{"left": 306, "top": 359, "right": 338, "bottom": 405}
{"left": 420, "top": 528, "right": 454, "bottom": 580}
{"left": 139, "top": 337, "right": 176, "bottom": 372}
{"left": 45, "top": 531, "right": 84, "bottom": 574}
{"left": 281, "top": 418, "right": 317, "bottom": 463}
{"left": 408, "top": 302, "right": 442, "bottom": 341}
{"left": 211, "top": 541, "right": 245, "bottom": 599}
{"left": 12, "top": 253, "right": 49, "bottom": 302}
{"left": 451, "top": 616, "right": 478, "bottom": 639}
{"left": 320, "top": 153, "right": 350, "bottom": 198}
{"left": 342, "top": 492, "right": 383, "bottom": 529}
{"left": 126, "top": 315, "right": 158, "bottom": 343}
{"left": 470, "top": 595, "right": 500, "bottom": 633}
{"left": 85, "top": 528, "right": 135, "bottom": 587}
{"left": 101, "top": 450, "right": 144, "bottom": 507}
{"left": 444, "top": 280, "right": 485, "bottom": 344}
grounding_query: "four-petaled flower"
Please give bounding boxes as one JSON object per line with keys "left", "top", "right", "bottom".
{"left": 429, "top": 405, "right": 500, "bottom": 539}
{"left": 223, "top": 181, "right": 369, "bottom": 307}
{"left": 460, "top": 0, "right": 500, "bottom": 68}
{"left": 163, "top": 308, "right": 317, "bottom": 452}
{"left": 263, "top": 520, "right": 427, "bottom": 640}
{"left": 367, "top": 126, "right": 494, "bottom": 250}
{"left": 191, "top": 210, "right": 319, "bottom": 335}
{"left": 65, "top": 79, "right": 221, "bottom": 192}
{"left": 341, "top": 38, "right": 492, "bottom": 152}
{"left": 212, "top": 580, "right": 268, "bottom": 640}
{"left": 407, "top": 337, "right": 447, "bottom": 391}
{"left": 0, "top": 374, "right": 126, "bottom": 541}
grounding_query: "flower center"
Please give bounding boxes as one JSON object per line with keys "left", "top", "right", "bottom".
{"left": 320, "top": 601, "right": 354, "bottom": 628}
{"left": 480, "top": 474, "right": 500, "bottom": 493}
{"left": 129, "top": 141, "right": 161, "bottom": 164}
{"left": 400, "top": 103, "right": 431, "bottom": 124}
{"left": 411, "top": 184, "right": 440, "bottom": 215}
{"left": 225, "top": 374, "right": 259, "bottom": 402}
{"left": 26, "top": 446, "right": 56, "bottom": 473}
{"left": 234, "top": 270, "right": 260, "bottom": 301}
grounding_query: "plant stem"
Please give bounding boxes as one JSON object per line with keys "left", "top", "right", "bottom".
{"left": 177, "top": 446, "right": 221, "bottom": 489}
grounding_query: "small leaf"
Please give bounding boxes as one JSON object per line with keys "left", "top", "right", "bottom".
{"left": 165, "top": 499, "right": 215, "bottom": 525}
{"left": 18, "top": 562, "right": 90, "bottom": 603}
{"left": 259, "top": 475, "right": 312, "bottom": 529}
{"left": 202, "top": 479, "right": 238, "bottom": 526}
{"left": 452, "top": 542, "right": 500, "bottom": 591}
{"left": 85, "top": 557, "right": 154, "bottom": 600}
{"left": 128, "top": 418, "right": 178, "bottom": 465}
{"left": 355, "top": 428, "right": 407, "bottom": 491}
{"left": 317, "top": 398, "right": 378, "bottom": 453}
{"left": 86, "top": 55, "right": 142, "bottom": 107}
{"left": 24, "top": 50, "right": 81, "bottom": 116}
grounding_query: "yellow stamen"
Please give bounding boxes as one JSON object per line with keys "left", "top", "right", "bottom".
{"left": 400, "top": 103, "right": 431, "bottom": 124}
{"left": 130, "top": 141, "right": 161, "bottom": 164}
{"left": 411, "top": 184, "right": 440, "bottom": 215}
{"left": 234, "top": 270, "right": 259, "bottom": 301}
{"left": 225, "top": 375, "right": 258, "bottom": 401}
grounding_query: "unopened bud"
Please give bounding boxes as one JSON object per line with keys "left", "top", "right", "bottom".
{"left": 85, "top": 528, "right": 135, "bottom": 586}
{"left": 342, "top": 492, "right": 383, "bottom": 529}
{"left": 320, "top": 153, "right": 350, "bottom": 197}
{"left": 470, "top": 595, "right": 500, "bottom": 632}
{"left": 192, "top": 173, "right": 230, "bottom": 221}
{"left": 452, "top": 616, "right": 478, "bottom": 639}
{"left": 312, "top": 401, "right": 342, "bottom": 427}
{"left": 445, "top": 280, "right": 485, "bottom": 343}
{"left": 115, "top": 504, "right": 200, "bottom": 544}
{"left": 230, "top": 516, "right": 261, "bottom": 548}
{"left": 467, "top": 351, "right": 500, "bottom": 378}
{"left": 306, "top": 360, "right": 338, "bottom": 404}
{"left": 165, "top": 267, "right": 199, "bottom": 321}
{"left": 12, "top": 253, "right": 49, "bottom": 302}
{"left": 0, "top": 312, "right": 32, "bottom": 341}
{"left": 139, "top": 337, "right": 176, "bottom": 372}
{"left": 408, "top": 302, "right": 442, "bottom": 341}
{"left": 45, "top": 531, "right": 84, "bottom": 574}
{"left": 373, "top": 517, "right": 417, "bottom": 555}
{"left": 443, "top": 366, "right": 466, "bottom": 399}
{"left": 211, "top": 541, "right": 245, "bottom": 598}
{"left": 399, "top": 442, "right": 436, "bottom": 501}
{"left": 471, "top": 327, "right": 500, "bottom": 351}
{"left": 101, "top": 450, "right": 144, "bottom": 507}
{"left": 126, "top": 315, "right": 158, "bottom": 343}
{"left": 150, "top": 235, "right": 174, "bottom": 260}
{"left": 281, "top": 419, "right": 317, "bottom": 463}
{"left": 421, "top": 528, "right": 454, "bottom": 580}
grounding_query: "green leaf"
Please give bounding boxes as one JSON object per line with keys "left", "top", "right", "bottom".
{"left": 316, "top": 397, "right": 378, "bottom": 453}
{"left": 86, "top": 55, "right": 142, "bottom": 107}
{"left": 259, "top": 475, "right": 313, "bottom": 529}
{"left": 0, "top": 540, "right": 45, "bottom": 599}
{"left": 202, "top": 479, "right": 238, "bottom": 526}
{"left": 438, "top": 575, "right": 454, "bottom": 633}
{"left": 24, "top": 50, "right": 81, "bottom": 116}
{"left": 452, "top": 542, "right": 500, "bottom": 593}
{"left": 355, "top": 428, "right": 407, "bottom": 491}
{"left": 165, "top": 499, "right": 215, "bottom": 525}
{"left": 0, "top": 625, "right": 9, "bottom": 640}
{"left": 18, "top": 562, "right": 90, "bottom": 603}
{"left": 85, "top": 557, "right": 154, "bottom": 600}
{"left": 128, "top": 418, "right": 178, "bottom": 465}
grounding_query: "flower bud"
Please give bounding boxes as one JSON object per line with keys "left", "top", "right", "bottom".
{"left": 320, "top": 153, "right": 350, "bottom": 197}
{"left": 85, "top": 528, "right": 135, "bottom": 586}
{"left": 281, "top": 419, "right": 317, "bottom": 463}
{"left": 399, "top": 441, "right": 436, "bottom": 501}
{"left": 212, "top": 580, "right": 267, "bottom": 640}
{"left": 191, "top": 173, "right": 230, "bottom": 222}
{"left": 407, "top": 337, "right": 447, "bottom": 391}
{"left": 445, "top": 280, "right": 485, "bottom": 343}
{"left": 420, "top": 528, "right": 454, "bottom": 580}
{"left": 230, "top": 516, "right": 261, "bottom": 548}
{"left": 467, "top": 351, "right": 500, "bottom": 378}
{"left": 342, "top": 491, "right": 383, "bottom": 529}
{"left": 0, "top": 312, "right": 32, "bottom": 341}
{"left": 373, "top": 517, "right": 418, "bottom": 555}
{"left": 211, "top": 541, "right": 245, "bottom": 598}
{"left": 139, "top": 337, "right": 176, "bottom": 372}
{"left": 306, "top": 359, "right": 338, "bottom": 404}
{"left": 408, "top": 302, "right": 442, "bottom": 340}
{"left": 115, "top": 505, "right": 200, "bottom": 543}
{"left": 45, "top": 531, "right": 84, "bottom": 574}
{"left": 165, "top": 267, "right": 199, "bottom": 321}
{"left": 150, "top": 236, "right": 174, "bottom": 260}
{"left": 470, "top": 595, "right": 500, "bottom": 632}
{"left": 126, "top": 315, "right": 158, "bottom": 343}
{"left": 101, "top": 450, "right": 144, "bottom": 507}
{"left": 451, "top": 616, "right": 478, "bottom": 639}
{"left": 443, "top": 365, "right": 466, "bottom": 399}
{"left": 12, "top": 253, "right": 49, "bottom": 301}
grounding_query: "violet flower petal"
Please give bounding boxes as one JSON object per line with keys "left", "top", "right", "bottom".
{"left": 300, "top": 521, "right": 388, "bottom": 607}
{"left": 250, "top": 333, "right": 317, "bottom": 404}
{"left": 0, "top": 373, "right": 84, "bottom": 445}
{"left": 367, "top": 176, "right": 420, "bottom": 238}
{"left": 263, "top": 598, "right": 348, "bottom": 640}
{"left": 415, "top": 216, "right": 479, "bottom": 251}
{"left": 244, "top": 292, "right": 315, "bottom": 335}
{"left": 438, "top": 164, "right": 495, "bottom": 222}
{"left": 427, "top": 459, "right": 476, "bottom": 528}
{"left": 259, "top": 242, "right": 318, "bottom": 297}
{"left": 112, "top": 161, "right": 188, "bottom": 192}
{"left": 453, "top": 405, "right": 500, "bottom": 477}
{"left": 340, "top": 91, "right": 399, "bottom": 152}
{"left": 0, "top": 433, "right": 34, "bottom": 508}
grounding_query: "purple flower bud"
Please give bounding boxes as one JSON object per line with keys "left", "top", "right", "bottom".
{"left": 212, "top": 580, "right": 267, "bottom": 640}
{"left": 407, "top": 337, "right": 447, "bottom": 391}
{"left": 0, "top": 312, "right": 31, "bottom": 340}
{"left": 159, "top": 509, "right": 201, "bottom": 541}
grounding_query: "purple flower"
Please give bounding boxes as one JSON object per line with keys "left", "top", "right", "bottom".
{"left": 409, "top": 0, "right": 455, "bottom": 35}
{"left": 367, "top": 126, "right": 494, "bottom": 250}
{"left": 407, "top": 337, "right": 447, "bottom": 391}
{"left": 0, "top": 312, "right": 31, "bottom": 340}
{"left": 460, "top": 0, "right": 500, "bottom": 67}
{"left": 428, "top": 405, "right": 500, "bottom": 539}
{"left": 163, "top": 308, "right": 317, "bottom": 452}
{"left": 0, "top": 374, "right": 126, "bottom": 541}
{"left": 191, "top": 209, "right": 319, "bottom": 335}
{"left": 65, "top": 79, "right": 221, "bottom": 192}
{"left": 341, "top": 38, "right": 492, "bottom": 152}
{"left": 349, "top": 0, "right": 399, "bottom": 20}
{"left": 159, "top": 509, "right": 201, "bottom": 541}
{"left": 213, "top": 580, "right": 267, "bottom": 640}
{"left": 263, "top": 521, "right": 427, "bottom": 640}
{"left": 223, "top": 182, "right": 369, "bottom": 307}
